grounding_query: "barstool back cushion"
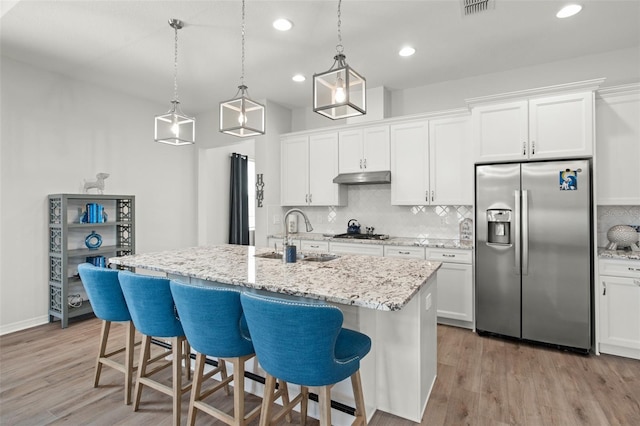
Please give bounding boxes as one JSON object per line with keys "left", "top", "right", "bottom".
{"left": 118, "top": 271, "right": 184, "bottom": 338}
{"left": 170, "top": 280, "right": 254, "bottom": 358}
{"left": 241, "top": 291, "right": 370, "bottom": 387}
{"left": 78, "top": 263, "right": 130, "bottom": 322}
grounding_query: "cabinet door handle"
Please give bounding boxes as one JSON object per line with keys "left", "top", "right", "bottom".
{"left": 425, "top": 191, "right": 428, "bottom": 202}
{"left": 523, "top": 141, "right": 527, "bottom": 156}
{"left": 431, "top": 190, "right": 434, "bottom": 202}
{"left": 309, "top": 193, "right": 312, "bottom": 203}
{"left": 531, "top": 141, "right": 536, "bottom": 155}
{"left": 363, "top": 158, "right": 367, "bottom": 169}
{"left": 360, "top": 159, "right": 363, "bottom": 169}
{"left": 603, "top": 282, "right": 606, "bottom": 296}
{"left": 305, "top": 194, "right": 308, "bottom": 203}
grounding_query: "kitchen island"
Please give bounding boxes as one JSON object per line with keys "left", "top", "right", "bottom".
{"left": 110, "top": 244, "right": 440, "bottom": 424}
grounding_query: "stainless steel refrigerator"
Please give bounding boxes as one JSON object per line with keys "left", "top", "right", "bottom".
{"left": 475, "top": 160, "right": 593, "bottom": 352}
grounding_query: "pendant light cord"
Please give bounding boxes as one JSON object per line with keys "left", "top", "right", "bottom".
{"left": 240, "top": 0, "right": 246, "bottom": 88}
{"left": 336, "top": 0, "right": 343, "bottom": 54}
{"left": 173, "top": 22, "right": 179, "bottom": 103}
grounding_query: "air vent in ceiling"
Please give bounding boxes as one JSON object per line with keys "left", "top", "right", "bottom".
{"left": 461, "top": 0, "right": 494, "bottom": 16}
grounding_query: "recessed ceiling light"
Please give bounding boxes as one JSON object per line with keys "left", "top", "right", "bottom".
{"left": 273, "top": 18, "right": 293, "bottom": 31}
{"left": 556, "top": 4, "right": 582, "bottom": 18}
{"left": 399, "top": 46, "right": 416, "bottom": 57}
{"left": 292, "top": 74, "right": 306, "bottom": 82}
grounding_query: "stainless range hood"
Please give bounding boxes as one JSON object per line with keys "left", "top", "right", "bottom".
{"left": 332, "top": 171, "right": 391, "bottom": 185}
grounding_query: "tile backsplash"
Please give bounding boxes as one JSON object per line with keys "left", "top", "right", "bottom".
{"left": 279, "top": 184, "right": 473, "bottom": 239}
{"left": 597, "top": 205, "right": 640, "bottom": 247}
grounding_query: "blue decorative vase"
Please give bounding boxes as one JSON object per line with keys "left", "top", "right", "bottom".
{"left": 85, "top": 231, "right": 103, "bottom": 249}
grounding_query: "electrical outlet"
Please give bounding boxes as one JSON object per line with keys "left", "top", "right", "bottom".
{"left": 425, "top": 293, "right": 432, "bottom": 311}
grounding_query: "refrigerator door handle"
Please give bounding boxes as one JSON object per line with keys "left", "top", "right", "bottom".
{"left": 522, "top": 189, "right": 529, "bottom": 275}
{"left": 514, "top": 190, "right": 521, "bottom": 274}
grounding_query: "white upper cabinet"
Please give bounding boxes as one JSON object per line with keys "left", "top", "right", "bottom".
{"left": 281, "top": 133, "right": 346, "bottom": 207}
{"left": 338, "top": 125, "right": 390, "bottom": 173}
{"left": 391, "top": 114, "right": 472, "bottom": 206}
{"left": 390, "top": 120, "right": 430, "bottom": 205}
{"left": 472, "top": 100, "right": 529, "bottom": 162}
{"left": 596, "top": 84, "right": 640, "bottom": 205}
{"left": 429, "top": 115, "right": 473, "bottom": 205}
{"left": 472, "top": 90, "right": 595, "bottom": 163}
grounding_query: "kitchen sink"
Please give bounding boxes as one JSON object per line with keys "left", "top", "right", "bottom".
{"left": 300, "top": 253, "right": 340, "bottom": 262}
{"left": 254, "top": 252, "right": 283, "bottom": 260}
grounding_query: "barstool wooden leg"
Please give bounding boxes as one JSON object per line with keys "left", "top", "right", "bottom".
{"left": 318, "top": 385, "right": 332, "bottom": 426}
{"left": 124, "top": 321, "right": 135, "bottom": 405}
{"left": 280, "top": 380, "right": 292, "bottom": 423}
{"left": 94, "top": 320, "right": 110, "bottom": 388}
{"left": 133, "top": 334, "right": 152, "bottom": 412}
{"left": 259, "top": 374, "right": 277, "bottom": 426}
{"left": 300, "top": 386, "right": 309, "bottom": 426}
{"left": 220, "top": 360, "right": 230, "bottom": 395}
{"left": 232, "top": 357, "right": 246, "bottom": 425}
{"left": 187, "top": 353, "right": 205, "bottom": 426}
{"left": 351, "top": 370, "right": 367, "bottom": 426}
{"left": 172, "top": 336, "right": 183, "bottom": 426}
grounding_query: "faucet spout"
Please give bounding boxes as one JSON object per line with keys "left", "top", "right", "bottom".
{"left": 283, "top": 209, "right": 313, "bottom": 255}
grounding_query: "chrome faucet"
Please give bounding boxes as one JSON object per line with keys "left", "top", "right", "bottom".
{"left": 283, "top": 208, "right": 313, "bottom": 253}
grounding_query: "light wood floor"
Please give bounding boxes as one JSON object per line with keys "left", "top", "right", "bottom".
{"left": 1, "top": 317, "right": 639, "bottom": 425}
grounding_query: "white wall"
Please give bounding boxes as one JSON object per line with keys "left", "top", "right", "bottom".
{"left": 0, "top": 58, "right": 198, "bottom": 333}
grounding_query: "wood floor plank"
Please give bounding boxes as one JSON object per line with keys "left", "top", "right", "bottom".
{"left": 2, "top": 318, "right": 639, "bottom": 426}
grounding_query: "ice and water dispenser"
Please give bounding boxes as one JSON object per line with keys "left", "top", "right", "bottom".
{"left": 486, "top": 209, "right": 512, "bottom": 245}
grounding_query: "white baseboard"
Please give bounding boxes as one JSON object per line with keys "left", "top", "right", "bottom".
{"left": 0, "top": 315, "right": 49, "bottom": 336}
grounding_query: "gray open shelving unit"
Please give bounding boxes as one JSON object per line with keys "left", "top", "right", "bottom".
{"left": 48, "top": 193, "right": 135, "bottom": 328}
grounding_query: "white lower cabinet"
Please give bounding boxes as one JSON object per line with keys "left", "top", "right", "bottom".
{"left": 383, "top": 245, "right": 425, "bottom": 259}
{"left": 329, "top": 242, "right": 384, "bottom": 257}
{"left": 598, "top": 259, "right": 640, "bottom": 359}
{"left": 426, "top": 248, "right": 474, "bottom": 328}
{"left": 299, "top": 240, "right": 330, "bottom": 253}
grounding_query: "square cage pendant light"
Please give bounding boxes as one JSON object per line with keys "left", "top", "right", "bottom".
{"left": 155, "top": 101, "right": 195, "bottom": 145}
{"left": 154, "top": 19, "right": 195, "bottom": 146}
{"left": 313, "top": 53, "right": 366, "bottom": 120}
{"left": 220, "top": 85, "right": 265, "bottom": 137}
{"left": 219, "top": 0, "right": 265, "bottom": 138}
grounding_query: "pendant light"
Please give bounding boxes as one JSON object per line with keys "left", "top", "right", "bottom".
{"left": 220, "top": 0, "right": 265, "bottom": 137}
{"left": 313, "top": 0, "right": 366, "bottom": 120}
{"left": 154, "top": 19, "right": 195, "bottom": 146}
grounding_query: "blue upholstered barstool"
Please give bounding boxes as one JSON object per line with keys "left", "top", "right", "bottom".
{"left": 241, "top": 291, "right": 372, "bottom": 426}
{"left": 77, "top": 263, "right": 137, "bottom": 405}
{"left": 170, "top": 280, "right": 287, "bottom": 426}
{"left": 118, "top": 271, "right": 191, "bottom": 426}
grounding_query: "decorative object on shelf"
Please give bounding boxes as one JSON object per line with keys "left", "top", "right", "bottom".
{"left": 83, "top": 172, "right": 109, "bottom": 194}
{"left": 460, "top": 218, "right": 473, "bottom": 247}
{"left": 256, "top": 173, "right": 264, "bottom": 207}
{"left": 154, "top": 19, "right": 195, "bottom": 146}
{"left": 85, "top": 231, "right": 103, "bottom": 250}
{"left": 86, "top": 256, "right": 106, "bottom": 267}
{"left": 68, "top": 293, "right": 83, "bottom": 308}
{"left": 81, "top": 203, "right": 106, "bottom": 223}
{"left": 607, "top": 224, "right": 640, "bottom": 251}
{"left": 219, "top": 0, "right": 265, "bottom": 137}
{"left": 313, "top": 0, "right": 366, "bottom": 120}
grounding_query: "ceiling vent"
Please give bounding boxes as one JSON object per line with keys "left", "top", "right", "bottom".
{"left": 461, "top": 0, "right": 494, "bottom": 16}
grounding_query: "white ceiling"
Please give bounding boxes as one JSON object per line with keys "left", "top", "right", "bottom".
{"left": 2, "top": 0, "right": 639, "bottom": 115}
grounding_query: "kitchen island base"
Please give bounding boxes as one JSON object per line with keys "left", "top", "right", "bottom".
{"left": 182, "top": 274, "right": 437, "bottom": 424}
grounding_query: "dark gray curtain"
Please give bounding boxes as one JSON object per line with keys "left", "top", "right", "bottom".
{"left": 229, "top": 153, "right": 249, "bottom": 245}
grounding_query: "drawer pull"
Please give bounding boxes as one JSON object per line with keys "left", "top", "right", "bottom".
{"left": 634, "top": 279, "right": 640, "bottom": 286}
{"left": 442, "top": 254, "right": 456, "bottom": 258}
{"left": 399, "top": 251, "right": 410, "bottom": 255}
{"left": 628, "top": 267, "right": 640, "bottom": 272}
{"left": 310, "top": 245, "right": 320, "bottom": 248}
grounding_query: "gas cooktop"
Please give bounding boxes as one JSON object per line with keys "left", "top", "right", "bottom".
{"left": 333, "top": 233, "right": 390, "bottom": 240}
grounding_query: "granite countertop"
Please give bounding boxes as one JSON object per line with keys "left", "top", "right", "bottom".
{"left": 597, "top": 247, "right": 640, "bottom": 261}
{"left": 270, "top": 232, "right": 473, "bottom": 250}
{"left": 109, "top": 245, "right": 441, "bottom": 312}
